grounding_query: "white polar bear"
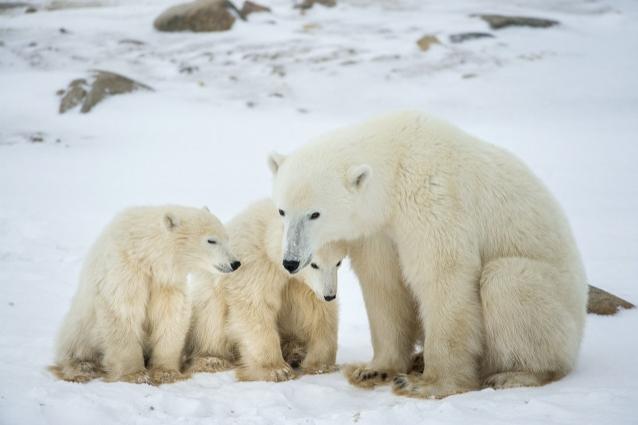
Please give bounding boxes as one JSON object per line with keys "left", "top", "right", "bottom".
{"left": 51, "top": 205, "right": 239, "bottom": 385}
{"left": 268, "top": 111, "right": 588, "bottom": 398}
{"left": 187, "top": 199, "right": 346, "bottom": 381}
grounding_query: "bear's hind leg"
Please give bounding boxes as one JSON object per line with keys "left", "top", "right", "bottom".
{"left": 479, "top": 257, "right": 585, "bottom": 390}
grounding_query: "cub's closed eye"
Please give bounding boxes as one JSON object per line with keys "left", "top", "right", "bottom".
{"left": 310, "top": 212, "right": 320, "bottom": 220}
{"left": 310, "top": 263, "right": 319, "bottom": 269}
{"left": 278, "top": 209, "right": 285, "bottom": 217}
{"left": 336, "top": 261, "right": 342, "bottom": 267}
{"left": 207, "top": 239, "right": 217, "bottom": 245}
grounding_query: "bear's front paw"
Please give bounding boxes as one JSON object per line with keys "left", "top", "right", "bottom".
{"left": 342, "top": 363, "right": 394, "bottom": 389}
{"left": 236, "top": 363, "right": 296, "bottom": 382}
{"left": 117, "top": 370, "right": 152, "bottom": 385}
{"left": 189, "top": 356, "right": 234, "bottom": 374}
{"left": 300, "top": 362, "right": 338, "bottom": 375}
{"left": 392, "top": 374, "right": 470, "bottom": 399}
{"left": 149, "top": 367, "right": 190, "bottom": 385}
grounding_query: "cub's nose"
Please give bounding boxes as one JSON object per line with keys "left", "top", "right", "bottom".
{"left": 282, "top": 260, "right": 300, "bottom": 273}
{"left": 324, "top": 295, "right": 336, "bottom": 302}
{"left": 230, "top": 261, "right": 241, "bottom": 271}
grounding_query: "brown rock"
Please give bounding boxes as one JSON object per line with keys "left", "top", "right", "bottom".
{"left": 476, "top": 14, "right": 559, "bottom": 30}
{"left": 240, "top": 0, "right": 270, "bottom": 18}
{"left": 416, "top": 35, "right": 440, "bottom": 52}
{"left": 59, "top": 71, "right": 152, "bottom": 114}
{"left": 587, "top": 285, "right": 635, "bottom": 315}
{"left": 154, "top": 0, "right": 236, "bottom": 33}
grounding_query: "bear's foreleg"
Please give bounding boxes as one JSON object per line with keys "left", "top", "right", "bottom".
{"left": 392, "top": 260, "right": 484, "bottom": 399}
{"left": 344, "top": 234, "right": 419, "bottom": 388}
{"left": 147, "top": 285, "right": 192, "bottom": 385}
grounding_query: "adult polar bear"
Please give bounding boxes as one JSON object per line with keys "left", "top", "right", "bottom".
{"left": 268, "top": 111, "right": 588, "bottom": 399}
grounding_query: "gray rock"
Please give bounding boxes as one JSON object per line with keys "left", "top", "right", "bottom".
{"left": 58, "top": 70, "right": 152, "bottom": 114}
{"left": 588, "top": 285, "right": 635, "bottom": 315}
{"left": 476, "top": 14, "right": 559, "bottom": 30}
{"left": 154, "top": 0, "right": 237, "bottom": 33}
{"left": 449, "top": 32, "right": 494, "bottom": 43}
{"left": 0, "top": 2, "right": 32, "bottom": 13}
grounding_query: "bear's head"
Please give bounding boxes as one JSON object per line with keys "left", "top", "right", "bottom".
{"left": 269, "top": 151, "right": 380, "bottom": 274}
{"left": 163, "top": 206, "right": 241, "bottom": 275}
{"left": 297, "top": 241, "right": 347, "bottom": 302}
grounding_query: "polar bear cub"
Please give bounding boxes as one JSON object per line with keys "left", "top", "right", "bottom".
{"left": 51, "top": 205, "right": 240, "bottom": 385}
{"left": 187, "top": 199, "right": 346, "bottom": 382}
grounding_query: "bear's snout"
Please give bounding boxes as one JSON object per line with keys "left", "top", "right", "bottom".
{"left": 324, "top": 295, "right": 336, "bottom": 302}
{"left": 283, "top": 260, "right": 300, "bottom": 273}
{"left": 230, "top": 261, "right": 241, "bottom": 271}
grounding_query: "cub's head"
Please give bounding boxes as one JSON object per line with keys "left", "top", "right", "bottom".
{"left": 269, "top": 151, "right": 373, "bottom": 274}
{"left": 298, "top": 241, "right": 347, "bottom": 302}
{"left": 163, "top": 206, "right": 240, "bottom": 275}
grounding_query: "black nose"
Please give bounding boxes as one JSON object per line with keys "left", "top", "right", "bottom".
{"left": 282, "top": 260, "right": 300, "bottom": 273}
{"left": 230, "top": 261, "right": 241, "bottom": 271}
{"left": 324, "top": 295, "right": 336, "bottom": 302}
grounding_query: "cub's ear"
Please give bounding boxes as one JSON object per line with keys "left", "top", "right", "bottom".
{"left": 202, "top": 206, "right": 210, "bottom": 213}
{"left": 347, "top": 164, "right": 372, "bottom": 191}
{"left": 164, "top": 213, "right": 179, "bottom": 230}
{"left": 268, "top": 152, "right": 286, "bottom": 175}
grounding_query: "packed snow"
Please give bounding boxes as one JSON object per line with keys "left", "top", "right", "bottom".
{"left": 1, "top": 0, "right": 637, "bottom": 424}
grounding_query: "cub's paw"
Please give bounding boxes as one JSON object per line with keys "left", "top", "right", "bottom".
{"left": 392, "top": 374, "right": 470, "bottom": 399}
{"left": 342, "top": 363, "right": 393, "bottom": 389}
{"left": 300, "top": 362, "right": 339, "bottom": 375}
{"left": 149, "top": 367, "right": 190, "bottom": 385}
{"left": 236, "top": 363, "right": 296, "bottom": 382}
{"left": 117, "top": 370, "right": 152, "bottom": 385}
{"left": 282, "top": 343, "right": 306, "bottom": 369}
{"left": 189, "top": 356, "right": 234, "bottom": 374}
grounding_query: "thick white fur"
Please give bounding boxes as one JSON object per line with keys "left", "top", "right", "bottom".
{"left": 187, "top": 199, "right": 346, "bottom": 381}
{"left": 270, "top": 111, "right": 588, "bottom": 398}
{"left": 51, "top": 206, "right": 237, "bottom": 385}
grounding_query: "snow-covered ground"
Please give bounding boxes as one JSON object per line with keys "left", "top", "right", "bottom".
{"left": 1, "top": 0, "right": 637, "bottom": 423}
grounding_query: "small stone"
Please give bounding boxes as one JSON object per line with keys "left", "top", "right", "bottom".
{"left": 30, "top": 133, "right": 44, "bottom": 143}
{"left": 449, "top": 32, "right": 494, "bottom": 43}
{"left": 462, "top": 73, "right": 477, "bottom": 79}
{"left": 59, "top": 27, "right": 69, "bottom": 34}
{"left": 588, "top": 285, "right": 635, "bottom": 315}
{"left": 25, "top": 6, "right": 37, "bottom": 13}
{"left": 8, "top": 301, "right": 15, "bottom": 307}
{"left": 295, "top": 0, "right": 335, "bottom": 10}
{"left": 118, "top": 39, "right": 145, "bottom": 46}
{"left": 416, "top": 35, "right": 440, "bottom": 52}
{"left": 475, "top": 14, "right": 559, "bottom": 30}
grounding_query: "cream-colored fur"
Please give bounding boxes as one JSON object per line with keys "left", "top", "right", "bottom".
{"left": 269, "top": 111, "right": 588, "bottom": 398}
{"left": 51, "top": 205, "right": 239, "bottom": 385}
{"left": 187, "top": 199, "right": 345, "bottom": 381}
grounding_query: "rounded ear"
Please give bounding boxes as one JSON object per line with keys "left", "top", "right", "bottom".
{"left": 268, "top": 152, "right": 286, "bottom": 175}
{"left": 164, "top": 213, "right": 179, "bottom": 230}
{"left": 347, "top": 164, "right": 372, "bottom": 191}
{"left": 202, "top": 206, "right": 210, "bottom": 213}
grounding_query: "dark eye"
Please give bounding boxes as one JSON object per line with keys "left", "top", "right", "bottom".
{"left": 207, "top": 239, "right": 217, "bottom": 245}
{"left": 336, "top": 261, "right": 342, "bottom": 267}
{"left": 310, "top": 212, "right": 320, "bottom": 220}
{"left": 278, "top": 209, "right": 285, "bottom": 217}
{"left": 310, "top": 263, "right": 319, "bottom": 269}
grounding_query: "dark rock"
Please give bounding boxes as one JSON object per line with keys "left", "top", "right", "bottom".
{"left": 25, "top": 6, "right": 37, "bottom": 13}
{"left": 0, "top": 2, "right": 31, "bottom": 12}
{"left": 240, "top": 0, "right": 270, "bottom": 18}
{"left": 154, "top": 0, "right": 237, "bottom": 32}
{"left": 588, "top": 285, "right": 635, "bottom": 315}
{"left": 449, "top": 32, "right": 494, "bottom": 43}
{"left": 475, "top": 14, "right": 559, "bottom": 30}
{"left": 59, "top": 71, "right": 152, "bottom": 114}
{"left": 59, "top": 27, "right": 70, "bottom": 34}
{"left": 119, "top": 39, "right": 145, "bottom": 46}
